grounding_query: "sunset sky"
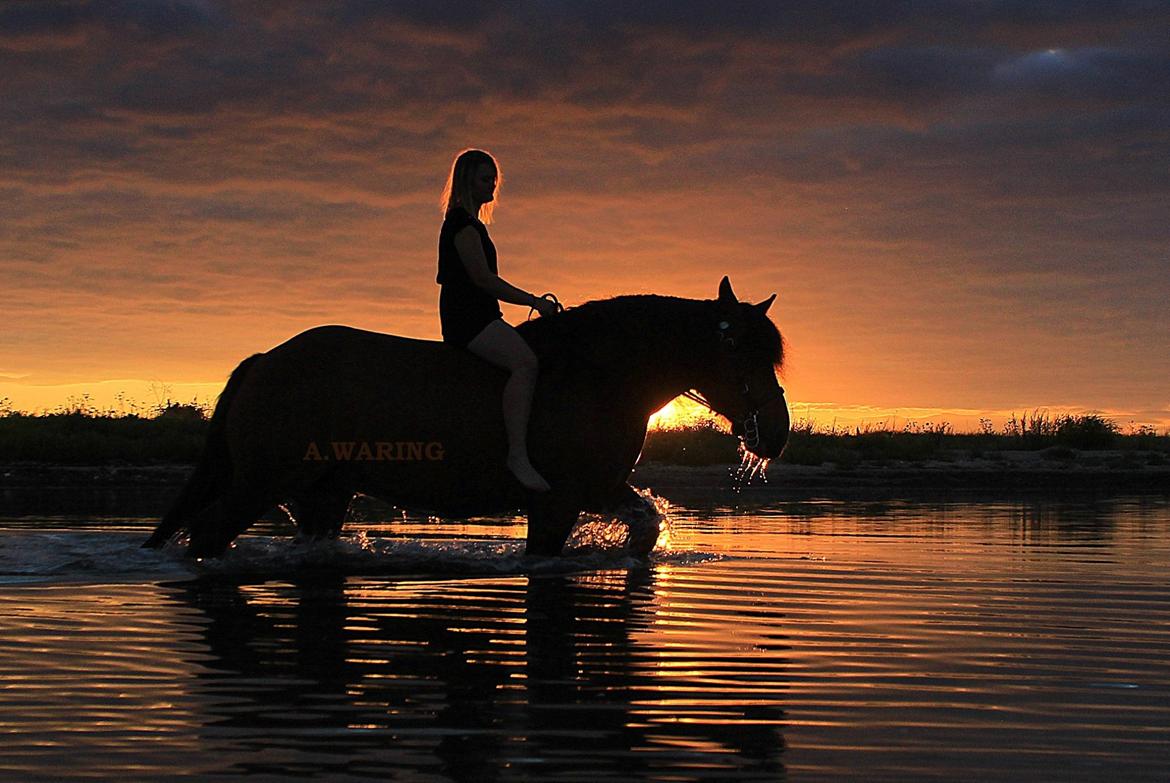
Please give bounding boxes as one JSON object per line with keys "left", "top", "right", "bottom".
{"left": 1, "top": 1, "right": 1167, "bottom": 429}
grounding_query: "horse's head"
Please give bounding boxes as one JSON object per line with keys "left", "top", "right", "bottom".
{"left": 691, "top": 276, "right": 790, "bottom": 459}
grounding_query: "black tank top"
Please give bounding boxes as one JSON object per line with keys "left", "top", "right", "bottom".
{"left": 436, "top": 207, "right": 503, "bottom": 339}
{"left": 437, "top": 206, "right": 499, "bottom": 284}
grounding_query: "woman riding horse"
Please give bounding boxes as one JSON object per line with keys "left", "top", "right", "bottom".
{"left": 437, "top": 149, "right": 559, "bottom": 492}
{"left": 143, "top": 277, "right": 790, "bottom": 558}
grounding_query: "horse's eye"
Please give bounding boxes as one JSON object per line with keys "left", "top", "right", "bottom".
{"left": 718, "top": 321, "right": 730, "bottom": 330}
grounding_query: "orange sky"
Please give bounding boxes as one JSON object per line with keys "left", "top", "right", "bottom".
{"left": 1, "top": 3, "right": 1167, "bottom": 429}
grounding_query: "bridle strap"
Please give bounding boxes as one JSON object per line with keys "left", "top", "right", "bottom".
{"left": 681, "top": 389, "right": 714, "bottom": 410}
{"left": 681, "top": 384, "right": 785, "bottom": 422}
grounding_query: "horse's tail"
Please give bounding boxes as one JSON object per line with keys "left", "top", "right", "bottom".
{"left": 142, "top": 353, "right": 265, "bottom": 548}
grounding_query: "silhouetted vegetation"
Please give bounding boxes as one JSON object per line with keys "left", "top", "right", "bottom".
{"left": 645, "top": 412, "right": 1168, "bottom": 467}
{"left": 639, "top": 420, "right": 742, "bottom": 465}
{"left": 0, "top": 398, "right": 1166, "bottom": 467}
{"left": 0, "top": 397, "right": 209, "bottom": 465}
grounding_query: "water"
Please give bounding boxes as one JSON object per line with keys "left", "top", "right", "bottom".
{"left": 1, "top": 488, "right": 1169, "bottom": 781}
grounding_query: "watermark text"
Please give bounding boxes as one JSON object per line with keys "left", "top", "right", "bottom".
{"left": 303, "top": 441, "right": 445, "bottom": 461}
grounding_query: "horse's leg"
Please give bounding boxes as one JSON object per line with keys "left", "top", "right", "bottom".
{"left": 525, "top": 489, "right": 581, "bottom": 557}
{"left": 578, "top": 482, "right": 642, "bottom": 514}
{"left": 289, "top": 485, "right": 354, "bottom": 539}
{"left": 602, "top": 482, "right": 642, "bottom": 511}
{"left": 186, "top": 485, "right": 280, "bottom": 559}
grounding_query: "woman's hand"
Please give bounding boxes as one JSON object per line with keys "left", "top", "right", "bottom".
{"left": 531, "top": 293, "right": 561, "bottom": 317}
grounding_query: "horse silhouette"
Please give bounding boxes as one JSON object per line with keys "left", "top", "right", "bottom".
{"left": 143, "top": 276, "right": 789, "bottom": 557}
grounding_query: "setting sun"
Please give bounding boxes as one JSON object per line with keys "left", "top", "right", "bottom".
{"left": 648, "top": 397, "right": 723, "bottom": 431}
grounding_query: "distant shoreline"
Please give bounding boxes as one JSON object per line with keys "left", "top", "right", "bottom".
{"left": 2, "top": 454, "right": 1167, "bottom": 498}
{"left": 629, "top": 457, "right": 1170, "bottom": 497}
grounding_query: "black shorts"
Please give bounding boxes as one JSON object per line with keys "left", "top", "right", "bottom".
{"left": 440, "top": 287, "right": 503, "bottom": 348}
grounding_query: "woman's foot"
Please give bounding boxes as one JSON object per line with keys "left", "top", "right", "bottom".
{"left": 507, "top": 454, "right": 551, "bottom": 492}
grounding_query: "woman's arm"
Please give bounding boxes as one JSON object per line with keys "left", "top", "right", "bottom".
{"left": 453, "top": 226, "right": 542, "bottom": 308}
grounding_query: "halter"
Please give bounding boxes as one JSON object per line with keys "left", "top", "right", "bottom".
{"left": 681, "top": 319, "right": 786, "bottom": 451}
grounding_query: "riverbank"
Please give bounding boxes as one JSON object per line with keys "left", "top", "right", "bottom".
{"left": 631, "top": 453, "right": 1170, "bottom": 497}
{"left": 2, "top": 452, "right": 1167, "bottom": 498}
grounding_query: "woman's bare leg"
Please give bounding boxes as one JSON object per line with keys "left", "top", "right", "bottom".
{"left": 466, "top": 319, "right": 551, "bottom": 492}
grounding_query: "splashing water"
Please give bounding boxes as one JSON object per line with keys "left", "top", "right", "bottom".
{"left": 194, "top": 532, "right": 532, "bottom": 578}
{"left": 0, "top": 488, "right": 681, "bottom": 584}
{"left": 568, "top": 487, "right": 673, "bottom": 557}
{"left": 730, "top": 440, "right": 771, "bottom": 492}
{"left": 133, "top": 488, "right": 678, "bottom": 578}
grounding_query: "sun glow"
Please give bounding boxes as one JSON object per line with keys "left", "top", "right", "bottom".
{"left": 648, "top": 396, "right": 723, "bottom": 431}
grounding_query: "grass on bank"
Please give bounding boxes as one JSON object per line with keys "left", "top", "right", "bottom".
{"left": 639, "top": 411, "right": 1168, "bottom": 467}
{"left": 1, "top": 395, "right": 1167, "bottom": 467}
{"left": 0, "top": 395, "right": 209, "bottom": 465}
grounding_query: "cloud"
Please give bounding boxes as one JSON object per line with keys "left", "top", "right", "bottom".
{"left": 0, "top": 1, "right": 1167, "bottom": 420}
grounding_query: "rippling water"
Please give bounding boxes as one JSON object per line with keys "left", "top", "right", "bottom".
{"left": 1, "top": 489, "right": 1169, "bottom": 781}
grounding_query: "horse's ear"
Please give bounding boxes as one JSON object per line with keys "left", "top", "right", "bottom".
{"left": 718, "top": 276, "right": 738, "bottom": 304}
{"left": 754, "top": 293, "right": 777, "bottom": 314}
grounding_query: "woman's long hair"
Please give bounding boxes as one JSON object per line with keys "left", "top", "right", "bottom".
{"left": 440, "top": 148, "right": 502, "bottom": 224}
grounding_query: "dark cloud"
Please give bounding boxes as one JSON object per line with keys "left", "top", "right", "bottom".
{"left": 0, "top": 2, "right": 86, "bottom": 36}
{"left": 1, "top": 1, "right": 1168, "bottom": 420}
{"left": 2, "top": 0, "right": 219, "bottom": 32}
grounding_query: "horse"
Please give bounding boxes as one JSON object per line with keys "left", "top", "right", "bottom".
{"left": 143, "top": 276, "right": 790, "bottom": 558}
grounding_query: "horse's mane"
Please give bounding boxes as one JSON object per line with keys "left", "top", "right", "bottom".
{"left": 515, "top": 293, "right": 784, "bottom": 371}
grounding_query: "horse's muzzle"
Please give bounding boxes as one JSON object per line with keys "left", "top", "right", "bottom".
{"left": 747, "top": 395, "right": 790, "bottom": 459}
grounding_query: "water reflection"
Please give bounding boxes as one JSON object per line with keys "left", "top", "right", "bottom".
{"left": 664, "top": 496, "right": 1170, "bottom": 556}
{"left": 3, "top": 495, "right": 1170, "bottom": 780}
{"left": 169, "top": 569, "right": 788, "bottom": 780}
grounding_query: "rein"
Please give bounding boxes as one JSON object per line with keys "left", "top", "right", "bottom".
{"left": 526, "top": 292, "right": 564, "bottom": 321}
